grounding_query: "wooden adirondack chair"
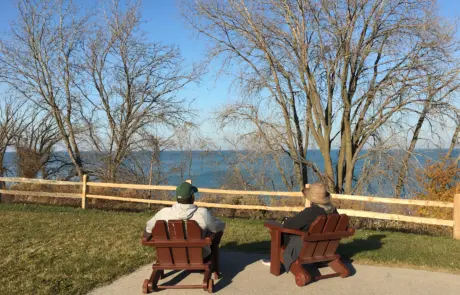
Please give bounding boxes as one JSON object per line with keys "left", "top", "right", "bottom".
{"left": 264, "top": 214, "right": 355, "bottom": 287}
{"left": 141, "top": 220, "right": 222, "bottom": 293}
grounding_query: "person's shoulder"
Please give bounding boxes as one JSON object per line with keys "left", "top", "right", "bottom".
{"left": 298, "top": 205, "right": 324, "bottom": 216}
{"left": 154, "top": 207, "right": 171, "bottom": 216}
{"left": 300, "top": 206, "right": 315, "bottom": 213}
{"left": 196, "top": 207, "right": 210, "bottom": 214}
{"left": 290, "top": 207, "right": 312, "bottom": 218}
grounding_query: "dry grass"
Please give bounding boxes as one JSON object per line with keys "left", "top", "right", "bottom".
{"left": 0, "top": 203, "right": 152, "bottom": 295}
{"left": 1, "top": 203, "right": 460, "bottom": 295}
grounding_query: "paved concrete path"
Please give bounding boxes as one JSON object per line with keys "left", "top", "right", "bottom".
{"left": 89, "top": 251, "right": 460, "bottom": 295}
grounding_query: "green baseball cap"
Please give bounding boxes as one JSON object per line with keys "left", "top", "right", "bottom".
{"left": 176, "top": 182, "right": 198, "bottom": 203}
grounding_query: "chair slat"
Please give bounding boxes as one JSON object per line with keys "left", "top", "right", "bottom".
{"left": 152, "top": 221, "right": 173, "bottom": 265}
{"left": 300, "top": 216, "right": 326, "bottom": 258}
{"left": 264, "top": 213, "right": 354, "bottom": 287}
{"left": 142, "top": 219, "right": 221, "bottom": 292}
{"left": 313, "top": 215, "right": 340, "bottom": 257}
{"left": 186, "top": 221, "right": 204, "bottom": 265}
{"left": 168, "top": 220, "right": 189, "bottom": 265}
{"left": 324, "top": 215, "right": 349, "bottom": 256}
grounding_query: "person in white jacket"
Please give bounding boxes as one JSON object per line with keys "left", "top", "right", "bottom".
{"left": 144, "top": 181, "right": 226, "bottom": 257}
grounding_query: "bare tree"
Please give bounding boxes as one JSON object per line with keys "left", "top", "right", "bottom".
{"left": 145, "top": 134, "right": 171, "bottom": 185}
{"left": 223, "top": 135, "right": 300, "bottom": 191}
{"left": 0, "top": 99, "right": 30, "bottom": 195}
{"left": 444, "top": 115, "right": 460, "bottom": 167}
{"left": 82, "top": 0, "right": 199, "bottom": 182}
{"left": 184, "top": 0, "right": 460, "bottom": 193}
{"left": 394, "top": 71, "right": 460, "bottom": 197}
{"left": 0, "top": 0, "right": 90, "bottom": 179}
{"left": 15, "top": 110, "right": 61, "bottom": 179}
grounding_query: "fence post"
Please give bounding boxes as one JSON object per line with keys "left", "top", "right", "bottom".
{"left": 454, "top": 194, "right": 460, "bottom": 240}
{"left": 304, "top": 184, "right": 311, "bottom": 208}
{"left": 81, "top": 174, "right": 88, "bottom": 209}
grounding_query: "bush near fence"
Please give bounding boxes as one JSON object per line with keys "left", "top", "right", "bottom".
{"left": 2, "top": 183, "right": 174, "bottom": 212}
{"left": 1, "top": 181, "right": 454, "bottom": 237}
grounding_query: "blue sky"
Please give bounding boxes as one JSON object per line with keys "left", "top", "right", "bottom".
{"left": 0, "top": 0, "right": 459, "bottom": 149}
{"left": 0, "top": 0, "right": 240, "bottom": 147}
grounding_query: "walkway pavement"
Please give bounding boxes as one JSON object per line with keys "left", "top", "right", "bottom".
{"left": 89, "top": 251, "right": 460, "bottom": 295}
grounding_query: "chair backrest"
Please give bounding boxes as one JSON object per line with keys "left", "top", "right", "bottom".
{"left": 148, "top": 220, "right": 212, "bottom": 266}
{"left": 300, "top": 214, "right": 354, "bottom": 259}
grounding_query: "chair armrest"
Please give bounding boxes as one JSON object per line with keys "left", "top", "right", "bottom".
{"left": 141, "top": 230, "right": 152, "bottom": 245}
{"left": 347, "top": 228, "right": 356, "bottom": 236}
{"left": 141, "top": 237, "right": 152, "bottom": 246}
{"left": 264, "top": 221, "right": 306, "bottom": 236}
{"left": 264, "top": 220, "right": 284, "bottom": 230}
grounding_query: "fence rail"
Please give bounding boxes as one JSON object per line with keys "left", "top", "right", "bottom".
{"left": 0, "top": 176, "right": 458, "bottom": 239}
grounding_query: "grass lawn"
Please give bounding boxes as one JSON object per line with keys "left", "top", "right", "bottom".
{"left": 1, "top": 203, "right": 460, "bottom": 294}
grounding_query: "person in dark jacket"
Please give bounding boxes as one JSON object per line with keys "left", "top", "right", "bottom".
{"left": 282, "top": 182, "right": 337, "bottom": 271}
{"left": 261, "top": 182, "right": 337, "bottom": 269}
{"left": 282, "top": 182, "right": 337, "bottom": 245}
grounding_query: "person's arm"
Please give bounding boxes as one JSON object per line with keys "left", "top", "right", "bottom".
{"left": 283, "top": 208, "right": 317, "bottom": 231}
{"left": 204, "top": 209, "right": 226, "bottom": 233}
{"left": 143, "top": 229, "right": 152, "bottom": 240}
{"left": 283, "top": 209, "right": 308, "bottom": 230}
{"left": 145, "top": 215, "right": 158, "bottom": 234}
{"left": 145, "top": 208, "right": 167, "bottom": 234}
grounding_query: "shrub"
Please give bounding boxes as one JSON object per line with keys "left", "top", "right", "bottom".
{"left": 415, "top": 160, "right": 459, "bottom": 220}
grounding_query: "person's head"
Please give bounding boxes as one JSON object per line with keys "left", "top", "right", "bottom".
{"left": 302, "top": 182, "right": 331, "bottom": 207}
{"left": 176, "top": 182, "right": 199, "bottom": 204}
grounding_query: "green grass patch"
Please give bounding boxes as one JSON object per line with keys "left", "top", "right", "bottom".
{"left": 1, "top": 203, "right": 459, "bottom": 294}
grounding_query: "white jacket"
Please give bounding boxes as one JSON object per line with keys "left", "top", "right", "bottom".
{"left": 145, "top": 203, "right": 226, "bottom": 257}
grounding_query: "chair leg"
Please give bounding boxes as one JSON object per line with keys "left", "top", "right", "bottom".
{"left": 329, "top": 259, "right": 350, "bottom": 278}
{"left": 202, "top": 269, "right": 211, "bottom": 291}
{"left": 142, "top": 270, "right": 161, "bottom": 294}
{"left": 212, "top": 232, "right": 223, "bottom": 279}
{"left": 269, "top": 230, "right": 282, "bottom": 276}
{"left": 289, "top": 262, "right": 312, "bottom": 287}
{"left": 212, "top": 247, "right": 221, "bottom": 280}
{"left": 207, "top": 279, "right": 214, "bottom": 293}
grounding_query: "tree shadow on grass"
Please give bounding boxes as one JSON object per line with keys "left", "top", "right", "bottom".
{"left": 338, "top": 234, "right": 386, "bottom": 261}
{"left": 221, "top": 234, "right": 386, "bottom": 261}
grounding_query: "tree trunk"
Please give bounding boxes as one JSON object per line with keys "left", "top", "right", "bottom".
{"left": 443, "top": 124, "right": 460, "bottom": 167}
{"left": 395, "top": 95, "right": 433, "bottom": 197}
{"left": 52, "top": 108, "right": 84, "bottom": 179}
{"left": 318, "top": 141, "right": 336, "bottom": 192}
{"left": 0, "top": 161, "right": 4, "bottom": 203}
{"left": 343, "top": 98, "right": 354, "bottom": 194}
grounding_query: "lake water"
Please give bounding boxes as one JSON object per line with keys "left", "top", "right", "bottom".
{"left": 3, "top": 149, "right": 458, "bottom": 197}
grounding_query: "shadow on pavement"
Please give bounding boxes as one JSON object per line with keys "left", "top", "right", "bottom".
{"left": 215, "top": 250, "right": 266, "bottom": 292}
{"left": 215, "top": 233, "right": 386, "bottom": 290}
{"left": 158, "top": 234, "right": 385, "bottom": 292}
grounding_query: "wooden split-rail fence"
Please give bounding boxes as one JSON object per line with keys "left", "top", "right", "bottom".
{"left": 0, "top": 176, "right": 459, "bottom": 240}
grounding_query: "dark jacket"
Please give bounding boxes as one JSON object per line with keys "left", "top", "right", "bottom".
{"left": 283, "top": 203, "right": 337, "bottom": 233}
{"left": 282, "top": 204, "right": 338, "bottom": 272}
